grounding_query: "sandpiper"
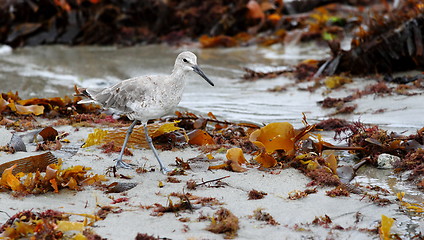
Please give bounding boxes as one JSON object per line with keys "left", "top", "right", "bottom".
{"left": 78, "top": 51, "right": 214, "bottom": 173}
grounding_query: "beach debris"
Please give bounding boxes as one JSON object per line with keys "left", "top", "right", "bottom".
{"left": 35, "top": 140, "right": 62, "bottom": 151}
{"left": 166, "top": 176, "right": 181, "bottom": 183}
{"left": 208, "top": 159, "right": 247, "bottom": 173}
{"left": 384, "top": 73, "right": 424, "bottom": 84}
{"left": 330, "top": 104, "right": 357, "bottom": 115}
{"left": 288, "top": 188, "right": 318, "bottom": 200}
{"left": 318, "top": 96, "right": 352, "bottom": 109}
{"left": 252, "top": 208, "right": 279, "bottom": 225}
{"left": 324, "top": 75, "right": 352, "bottom": 89}
{"left": 335, "top": 121, "right": 401, "bottom": 159}
{"left": 377, "top": 153, "right": 401, "bottom": 169}
{"left": 7, "top": 133, "right": 26, "bottom": 152}
{"left": 38, "top": 126, "right": 59, "bottom": 141}
{"left": 186, "top": 180, "right": 197, "bottom": 190}
{"left": 1, "top": 83, "right": 423, "bottom": 204}
{"left": 0, "top": 152, "right": 57, "bottom": 175}
{"left": 95, "top": 205, "right": 123, "bottom": 221}
{"left": 306, "top": 168, "right": 341, "bottom": 187}
{"left": 322, "top": 2, "right": 424, "bottom": 75}
{"left": 209, "top": 148, "right": 248, "bottom": 172}
{"left": 151, "top": 192, "right": 223, "bottom": 216}
{"left": 167, "top": 168, "right": 186, "bottom": 176}
{"left": 175, "top": 157, "right": 191, "bottom": 170}
{"left": 0, "top": 91, "right": 102, "bottom": 131}
{"left": 105, "top": 182, "right": 138, "bottom": 194}
{"left": 317, "top": 95, "right": 357, "bottom": 116}
{"left": 297, "top": 152, "right": 345, "bottom": 186}
{"left": 135, "top": 233, "right": 161, "bottom": 240}
{"left": 226, "top": 148, "right": 247, "bottom": 164}
{"left": 188, "top": 129, "right": 215, "bottom": 145}
{"left": 293, "top": 59, "right": 323, "bottom": 81}
{"left": 151, "top": 194, "right": 193, "bottom": 216}
{"left": 111, "top": 197, "right": 129, "bottom": 204}
{"left": 0, "top": 209, "right": 104, "bottom": 239}
{"left": 171, "top": 111, "right": 259, "bottom": 154}
{"left": 83, "top": 122, "right": 181, "bottom": 149}
{"left": 326, "top": 186, "right": 350, "bottom": 197}
{"left": 100, "top": 141, "right": 133, "bottom": 156}
{"left": 248, "top": 189, "right": 267, "bottom": 200}
{"left": 332, "top": 122, "right": 424, "bottom": 187}
{"left": 312, "top": 215, "right": 332, "bottom": 227}
{"left": 315, "top": 79, "right": 423, "bottom": 117}
{"left": 0, "top": 161, "right": 107, "bottom": 196}
{"left": 394, "top": 148, "right": 424, "bottom": 186}
{"left": 83, "top": 128, "right": 108, "bottom": 148}
{"left": 361, "top": 193, "right": 392, "bottom": 206}
{"left": 249, "top": 122, "right": 296, "bottom": 168}
{"left": 225, "top": 148, "right": 248, "bottom": 172}
{"left": 187, "top": 156, "right": 210, "bottom": 173}
{"left": 206, "top": 208, "right": 239, "bottom": 239}
{"left": 379, "top": 215, "right": 395, "bottom": 240}
{"left": 337, "top": 160, "right": 367, "bottom": 184}
{"left": 6, "top": 100, "right": 44, "bottom": 115}
{"left": 325, "top": 154, "right": 338, "bottom": 174}
{"left": 397, "top": 192, "right": 424, "bottom": 214}
{"left": 315, "top": 118, "right": 350, "bottom": 131}
{"left": 250, "top": 122, "right": 296, "bottom": 154}
{"left": 186, "top": 176, "right": 230, "bottom": 190}
{"left": 242, "top": 66, "right": 293, "bottom": 81}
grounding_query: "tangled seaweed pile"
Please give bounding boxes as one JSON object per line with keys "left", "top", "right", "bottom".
{"left": 1, "top": 90, "right": 423, "bottom": 191}
{"left": 0, "top": 209, "right": 104, "bottom": 239}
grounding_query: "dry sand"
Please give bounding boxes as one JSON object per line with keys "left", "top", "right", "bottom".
{"left": 0, "top": 124, "right": 420, "bottom": 239}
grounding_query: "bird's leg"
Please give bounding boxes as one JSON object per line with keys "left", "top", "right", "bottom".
{"left": 143, "top": 123, "right": 170, "bottom": 174}
{"left": 115, "top": 120, "right": 138, "bottom": 168}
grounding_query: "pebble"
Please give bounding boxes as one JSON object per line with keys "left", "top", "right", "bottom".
{"left": 377, "top": 153, "right": 401, "bottom": 169}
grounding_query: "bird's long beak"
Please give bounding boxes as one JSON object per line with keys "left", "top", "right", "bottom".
{"left": 193, "top": 65, "right": 214, "bottom": 86}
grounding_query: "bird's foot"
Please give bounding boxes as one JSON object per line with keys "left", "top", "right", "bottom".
{"left": 115, "top": 159, "right": 134, "bottom": 169}
{"left": 160, "top": 166, "right": 172, "bottom": 175}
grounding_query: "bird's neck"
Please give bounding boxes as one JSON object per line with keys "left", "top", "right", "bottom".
{"left": 170, "top": 66, "right": 188, "bottom": 84}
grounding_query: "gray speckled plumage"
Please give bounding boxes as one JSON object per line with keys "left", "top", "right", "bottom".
{"left": 79, "top": 51, "right": 213, "bottom": 122}
{"left": 77, "top": 51, "right": 214, "bottom": 172}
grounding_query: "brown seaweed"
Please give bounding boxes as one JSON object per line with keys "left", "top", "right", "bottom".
{"left": 0, "top": 152, "right": 57, "bottom": 175}
{"left": 321, "top": 4, "right": 424, "bottom": 75}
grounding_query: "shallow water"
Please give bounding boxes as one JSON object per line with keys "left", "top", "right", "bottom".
{"left": 1, "top": 44, "right": 423, "bottom": 130}
{"left": 0, "top": 44, "right": 324, "bottom": 126}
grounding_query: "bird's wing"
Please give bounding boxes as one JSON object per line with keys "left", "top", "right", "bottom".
{"left": 93, "top": 78, "right": 150, "bottom": 113}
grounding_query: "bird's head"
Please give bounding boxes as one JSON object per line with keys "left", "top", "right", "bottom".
{"left": 176, "top": 51, "right": 214, "bottom": 86}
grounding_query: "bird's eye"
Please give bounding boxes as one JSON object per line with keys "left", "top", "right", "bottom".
{"left": 183, "top": 58, "right": 188, "bottom": 63}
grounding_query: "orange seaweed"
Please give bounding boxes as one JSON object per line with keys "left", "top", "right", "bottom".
{"left": 254, "top": 152, "right": 277, "bottom": 168}
{"left": 250, "top": 122, "right": 295, "bottom": 154}
{"left": 7, "top": 101, "right": 44, "bottom": 115}
{"left": 188, "top": 129, "right": 215, "bottom": 145}
{"left": 226, "top": 148, "right": 247, "bottom": 165}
